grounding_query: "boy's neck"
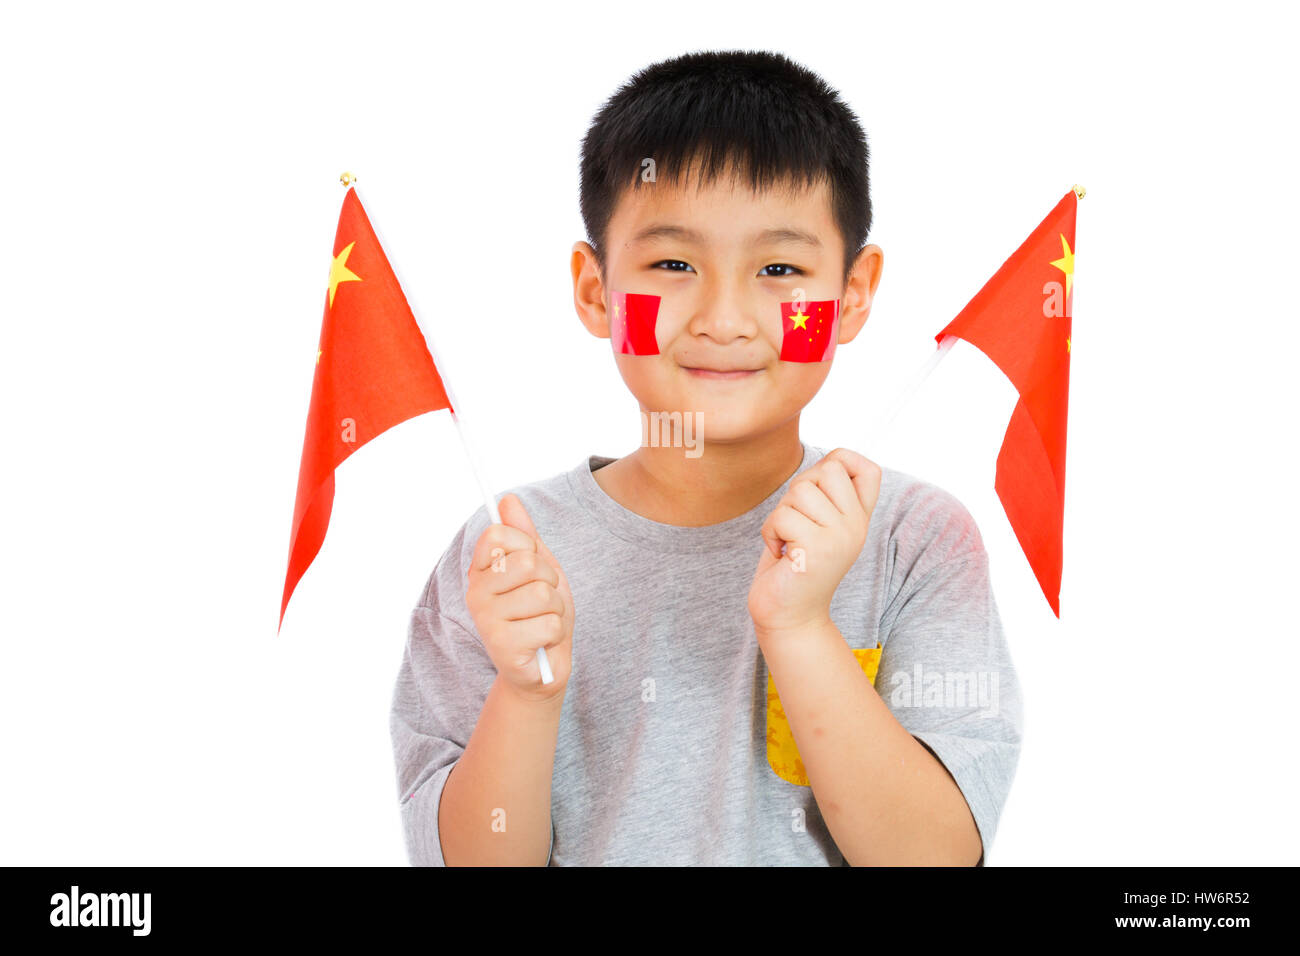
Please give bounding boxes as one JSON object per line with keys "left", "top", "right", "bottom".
{"left": 592, "top": 422, "right": 805, "bottom": 527}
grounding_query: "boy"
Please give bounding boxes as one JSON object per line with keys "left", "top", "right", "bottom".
{"left": 389, "top": 49, "right": 1022, "bottom": 866}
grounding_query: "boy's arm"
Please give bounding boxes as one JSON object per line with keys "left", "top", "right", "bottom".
{"left": 758, "top": 617, "right": 984, "bottom": 866}
{"left": 392, "top": 599, "right": 558, "bottom": 866}
{"left": 758, "top": 545, "right": 1022, "bottom": 867}
{"left": 438, "top": 675, "right": 563, "bottom": 866}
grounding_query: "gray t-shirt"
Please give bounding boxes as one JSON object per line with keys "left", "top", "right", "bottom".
{"left": 389, "top": 441, "right": 1023, "bottom": 865}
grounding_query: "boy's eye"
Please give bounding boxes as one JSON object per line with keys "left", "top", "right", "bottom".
{"left": 760, "top": 264, "right": 803, "bottom": 277}
{"left": 651, "top": 261, "right": 804, "bottom": 277}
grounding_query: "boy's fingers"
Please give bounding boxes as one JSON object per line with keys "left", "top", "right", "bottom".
{"left": 760, "top": 504, "right": 817, "bottom": 560}
{"left": 472, "top": 522, "right": 536, "bottom": 572}
{"left": 822, "top": 448, "right": 883, "bottom": 513}
{"left": 786, "top": 477, "right": 839, "bottom": 528}
{"left": 508, "top": 614, "right": 567, "bottom": 656}
{"left": 806, "top": 459, "right": 859, "bottom": 517}
{"left": 476, "top": 550, "right": 558, "bottom": 596}
{"left": 500, "top": 493, "right": 568, "bottom": 587}
{"left": 497, "top": 578, "right": 567, "bottom": 622}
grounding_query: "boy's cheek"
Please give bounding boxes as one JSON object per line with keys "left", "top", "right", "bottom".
{"left": 768, "top": 363, "right": 834, "bottom": 406}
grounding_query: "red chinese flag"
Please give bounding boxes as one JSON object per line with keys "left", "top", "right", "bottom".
{"left": 280, "top": 187, "right": 452, "bottom": 629}
{"left": 610, "top": 291, "right": 660, "bottom": 355}
{"left": 780, "top": 299, "right": 840, "bottom": 362}
{"left": 936, "top": 189, "right": 1078, "bottom": 617}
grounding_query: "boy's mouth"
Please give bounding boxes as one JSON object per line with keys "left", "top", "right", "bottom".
{"left": 682, "top": 366, "right": 762, "bottom": 380}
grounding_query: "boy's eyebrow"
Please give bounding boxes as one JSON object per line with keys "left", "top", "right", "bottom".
{"left": 755, "top": 227, "right": 823, "bottom": 249}
{"left": 628, "top": 224, "right": 823, "bottom": 249}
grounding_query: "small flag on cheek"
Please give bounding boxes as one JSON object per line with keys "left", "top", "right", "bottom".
{"left": 610, "top": 291, "right": 661, "bottom": 355}
{"left": 779, "top": 299, "right": 840, "bottom": 362}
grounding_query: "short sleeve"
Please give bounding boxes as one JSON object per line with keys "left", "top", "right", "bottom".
{"left": 389, "top": 558, "right": 556, "bottom": 866}
{"left": 876, "top": 546, "right": 1024, "bottom": 866}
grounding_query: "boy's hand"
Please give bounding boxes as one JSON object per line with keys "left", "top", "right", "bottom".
{"left": 466, "top": 493, "right": 574, "bottom": 704}
{"left": 747, "top": 449, "right": 882, "bottom": 640}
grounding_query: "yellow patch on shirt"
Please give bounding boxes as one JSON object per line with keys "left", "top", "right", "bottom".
{"left": 766, "top": 643, "right": 882, "bottom": 787}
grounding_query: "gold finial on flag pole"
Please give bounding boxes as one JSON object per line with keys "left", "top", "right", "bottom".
{"left": 340, "top": 171, "right": 357, "bottom": 187}
{"left": 1073, "top": 184, "right": 1086, "bottom": 199}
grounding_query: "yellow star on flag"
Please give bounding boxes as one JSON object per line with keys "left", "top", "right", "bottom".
{"left": 1066, "top": 337, "right": 1071, "bottom": 354}
{"left": 328, "top": 241, "right": 362, "bottom": 309}
{"left": 317, "top": 348, "right": 323, "bottom": 364}
{"left": 790, "top": 310, "right": 809, "bottom": 331}
{"left": 1049, "top": 233, "right": 1074, "bottom": 299}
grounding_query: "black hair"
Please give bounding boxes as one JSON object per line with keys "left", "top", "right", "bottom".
{"left": 579, "top": 49, "right": 872, "bottom": 287}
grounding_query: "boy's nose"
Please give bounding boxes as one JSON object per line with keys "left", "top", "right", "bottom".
{"left": 687, "top": 285, "right": 760, "bottom": 345}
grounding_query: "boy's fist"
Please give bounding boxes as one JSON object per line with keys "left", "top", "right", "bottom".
{"left": 747, "top": 448, "right": 882, "bottom": 639}
{"left": 466, "top": 493, "right": 574, "bottom": 704}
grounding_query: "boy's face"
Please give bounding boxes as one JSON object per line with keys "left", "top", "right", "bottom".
{"left": 572, "top": 168, "right": 883, "bottom": 444}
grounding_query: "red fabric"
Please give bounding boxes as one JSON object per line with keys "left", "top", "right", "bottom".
{"left": 280, "top": 187, "right": 452, "bottom": 629}
{"left": 936, "top": 190, "right": 1077, "bottom": 617}
{"left": 611, "top": 291, "right": 661, "bottom": 355}
{"left": 780, "top": 299, "right": 839, "bottom": 362}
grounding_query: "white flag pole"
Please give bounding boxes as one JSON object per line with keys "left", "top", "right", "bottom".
{"left": 348, "top": 175, "right": 554, "bottom": 685}
{"left": 862, "top": 334, "right": 958, "bottom": 457}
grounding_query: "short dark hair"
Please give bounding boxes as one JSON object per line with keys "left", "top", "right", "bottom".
{"left": 579, "top": 49, "right": 872, "bottom": 287}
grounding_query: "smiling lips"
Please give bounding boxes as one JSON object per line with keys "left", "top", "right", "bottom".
{"left": 683, "top": 366, "right": 761, "bottom": 379}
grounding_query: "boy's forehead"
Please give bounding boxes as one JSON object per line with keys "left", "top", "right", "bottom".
{"left": 608, "top": 171, "right": 836, "bottom": 252}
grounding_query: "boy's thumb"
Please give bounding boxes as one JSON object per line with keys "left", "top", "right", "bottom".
{"left": 498, "top": 493, "right": 569, "bottom": 601}
{"left": 498, "top": 493, "right": 541, "bottom": 546}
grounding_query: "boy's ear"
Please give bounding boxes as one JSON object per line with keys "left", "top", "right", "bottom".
{"left": 571, "top": 241, "right": 611, "bottom": 340}
{"left": 837, "top": 243, "right": 884, "bottom": 345}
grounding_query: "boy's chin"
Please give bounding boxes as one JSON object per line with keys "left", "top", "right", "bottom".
{"left": 653, "top": 406, "right": 775, "bottom": 445}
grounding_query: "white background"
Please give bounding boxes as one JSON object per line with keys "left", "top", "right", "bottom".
{"left": 2, "top": 0, "right": 1296, "bottom": 865}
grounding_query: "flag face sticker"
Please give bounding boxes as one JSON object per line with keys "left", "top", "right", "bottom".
{"left": 280, "top": 187, "right": 452, "bottom": 629}
{"left": 779, "top": 299, "right": 840, "bottom": 362}
{"left": 935, "top": 188, "right": 1078, "bottom": 617}
{"left": 610, "top": 291, "right": 660, "bottom": 355}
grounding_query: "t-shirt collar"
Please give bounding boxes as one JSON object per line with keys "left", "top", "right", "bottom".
{"left": 567, "top": 440, "right": 820, "bottom": 554}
